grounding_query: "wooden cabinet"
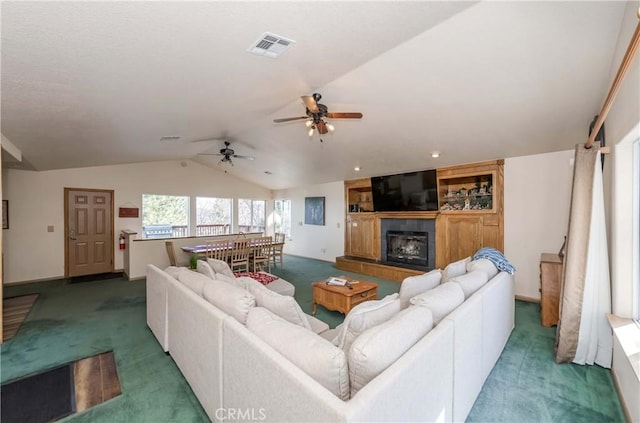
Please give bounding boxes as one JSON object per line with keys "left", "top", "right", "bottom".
{"left": 540, "top": 253, "right": 563, "bottom": 327}
{"left": 345, "top": 178, "right": 374, "bottom": 213}
{"left": 435, "top": 160, "right": 503, "bottom": 268}
{"left": 345, "top": 213, "right": 379, "bottom": 260}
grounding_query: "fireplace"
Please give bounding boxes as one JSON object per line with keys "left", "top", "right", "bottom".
{"left": 380, "top": 218, "right": 435, "bottom": 270}
{"left": 386, "top": 230, "right": 428, "bottom": 267}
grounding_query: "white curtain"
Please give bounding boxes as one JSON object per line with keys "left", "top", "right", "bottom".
{"left": 555, "top": 143, "right": 612, "bottom": 367}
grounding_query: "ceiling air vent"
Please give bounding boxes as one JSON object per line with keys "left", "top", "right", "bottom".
{"left": 160, "top": 136, "right": 181, "bottom": 142}
{"left": 247, "top": 32, "right": 295, "bottom": 58}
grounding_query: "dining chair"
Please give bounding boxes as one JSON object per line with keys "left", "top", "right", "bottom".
{"left": 205, "top": 240, "right": 230, "bottom": 262}
{"left": 270, "top": 232, "right": 286, "bottom": 268}
{"left": 229, "top": 238, "right": 250, "bottom": 273}
{"left": 165, "top": 241, "right": 178, "bottom": 266}
{"left": 251, "top": 236, "right": 272, "bottom": 273}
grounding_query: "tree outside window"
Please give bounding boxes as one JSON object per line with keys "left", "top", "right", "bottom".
{"left": 142, "top": 194, "right": 189, "bottom": 238}
{"left": 239, "top": 199, "right": 265, "bottom": 233}
{"left": 196, "top": 197, "right": 232, "bottom": 236}
{"left": 274, "top": 199, "right": 292, "bottom": 238}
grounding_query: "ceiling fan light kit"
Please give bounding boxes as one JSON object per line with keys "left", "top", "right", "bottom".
{"left": 274, "top": 92, "right": 362, "bottom": 141}
{"left": 197, "top": 141, "right": 254, "bottom": 166}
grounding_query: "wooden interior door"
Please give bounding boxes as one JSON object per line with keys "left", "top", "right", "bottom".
{"left": 65, "top": 188, "right": 114, "bottom": 277}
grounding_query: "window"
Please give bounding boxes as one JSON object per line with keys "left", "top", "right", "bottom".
{"left": 274, "top": 199, "right": 292, "bottom": 238}
{"left": 238, "top": 199, "right": 266, "bottom": 233}
{"left": 196, "top": 197, "right": 232, "bottom": 236}
{"left": 142, "top": 194, "right": 189, "bottom": 238}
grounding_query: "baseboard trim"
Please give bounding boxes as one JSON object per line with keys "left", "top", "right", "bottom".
{"left": 515, "top": 295, "right": 540, "bottom": 303}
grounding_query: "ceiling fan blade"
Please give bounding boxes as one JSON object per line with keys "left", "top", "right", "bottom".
{"left": 273, "top": 116, "right": 308, "bottom": 123}
{"left": 301, "top": 95, "right": 319, "bottom": 113}
{"left": 233, "top": 155, "right": 255, "bottom": 161}
{"left": 325, "top": 112, "right": 363, "bottom": 119}
{"left": 316, "top": 120, "right": 329, "bottom": 135}
{"left": 198, "top": 153, "right": 224, "bottom": 156}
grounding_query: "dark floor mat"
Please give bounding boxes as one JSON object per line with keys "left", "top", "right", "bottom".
{"left": 1, "top": 364, "right": 75, "bottom": 423}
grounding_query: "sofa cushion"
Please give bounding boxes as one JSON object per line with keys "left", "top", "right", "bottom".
{"left": 164, "top": 266, "right": 188, "bottom": 279}
{"left": 246, "top": 279, "right": 311, "bottom": 330}
{"left": 349, "top": 306, "right": 433, "bottom": 397}
{"left": 216, "top": 273, "right": 238, "bottom": 285}
{"left": 466, "top": 258, "right": 499, "bottom": 280}
{"left": 441, "top": 256, "right": 471, "bottom": 282}
{"left": 206, "top": 258, "right": 235, "bottom": 279}
{"left": 409, "top": 282, "right": 465, "bottom": 324}
{"left": 450, "top": 270, "right": 489, "bottom": 299}
{"left": 203, "top": 280, "right": 256, "bottom": 324}
{"left": 247, "top": 307, "right": 350, "bottom": 400}
{"left": 196, "top": 260, "right": 216, "bottom": 280}
{"left": 177, "top": 269, "right": 211, "bottom": 296}
{"left": 398, "top": 270, "right": 442, "bottom": 309}
{"left": 332, "top": 294, "right": 400, "bottom": 353}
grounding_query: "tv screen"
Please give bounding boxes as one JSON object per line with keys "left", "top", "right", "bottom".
{"left": 371, "top": 170, "right": 437, "bottom": 212}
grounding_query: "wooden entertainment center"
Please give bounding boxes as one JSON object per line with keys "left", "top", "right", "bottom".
{"left": 336, "top": 159, "right": 504, "bottom": 281}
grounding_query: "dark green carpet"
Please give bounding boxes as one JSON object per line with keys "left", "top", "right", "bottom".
{"left": 1, "top": 255, "right": 624, "bottom": 422}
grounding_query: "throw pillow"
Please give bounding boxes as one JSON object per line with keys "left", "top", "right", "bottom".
{"left": 409, "top": 282, "right": 465, "bottom": 324}
{"left": 450, "top": 270, "right": 489, "bottom": 299}
{"left": 398, "top": 269, "right": 442, "bottom": 309}
{"left": 441, "top": 256, "right": 471, "bottom": 282}
{"left": 234, "top": 272, "right": 278, "bottom": 285}
{"left": 206, "top": 258, "right": 235, "bottom": 279}
{"left": 203, "top": 280, "right": 256, "bottom": 324}
{"left": 466, "top": 258, "right": 499, "bottom": 280}
{"left": 246, "top": 307, "right": 350, "bottom": 400}
{"left": 177, "top": 269, "right": 211, "bottom": 297}
{"left": 332, "top": 293, "right": 400, "bottom": 353}
{"left": 247, "top": 280, "right": 311, "bottom": 330}
{"left": 348, "top": 306, "right": 433, "bottom": 397}
{"left": 196, "top": 260, "right": 216, "bottom": 280}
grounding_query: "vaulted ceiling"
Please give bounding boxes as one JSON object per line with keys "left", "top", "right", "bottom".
{"left": 1, "top": 1, "right": 629, "bottom": 189}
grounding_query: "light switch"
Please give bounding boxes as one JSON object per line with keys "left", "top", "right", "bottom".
{"left": 47, "top": 225, "right": 54, "bottom": 232}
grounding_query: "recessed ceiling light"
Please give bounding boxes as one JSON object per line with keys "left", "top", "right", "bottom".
{"left": 431, "top": 151, "right": 440, "bottom": 158}
{"left": 354, "top": 166, "right": 361, "bottom": 172}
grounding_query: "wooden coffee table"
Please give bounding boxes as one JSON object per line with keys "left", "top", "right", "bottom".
{"left": 312, "top": 279, "right": 378, "bottom": 315}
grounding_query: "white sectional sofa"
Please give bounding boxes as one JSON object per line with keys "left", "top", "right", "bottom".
{"left": 146, "top": 258, "right": 514, "bottom": 423}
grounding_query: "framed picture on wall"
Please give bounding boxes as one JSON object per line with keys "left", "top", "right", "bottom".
{"left": 2, "top": 200, "right": 8, "bottom": 229}
{"left": 305, "top": 196, "right": 325, "bottom": 226}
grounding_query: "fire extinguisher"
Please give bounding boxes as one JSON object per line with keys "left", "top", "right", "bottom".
{"left": 119, "top": 234, "right": 126, "bottom": 250}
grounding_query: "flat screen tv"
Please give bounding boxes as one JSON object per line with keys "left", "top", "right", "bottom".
{"left": 371, "top": 169, "right": 438, "bottom": 212}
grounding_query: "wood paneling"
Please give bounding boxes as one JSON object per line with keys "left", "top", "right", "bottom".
{"left": 2, "top": 294, "right": 38, "bottom": 342}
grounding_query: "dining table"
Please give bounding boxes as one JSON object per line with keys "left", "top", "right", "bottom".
{"left": 180, "top": 240, "right": 284, "bottom": 257}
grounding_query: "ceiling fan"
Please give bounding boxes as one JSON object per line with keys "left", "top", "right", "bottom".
{"left": 198, "top": 141, "right": 255, "bottom": 166}
{"left": 273, "top": 93, "right": 363, "bottom": 138}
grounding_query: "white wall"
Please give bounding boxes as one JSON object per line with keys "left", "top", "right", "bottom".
{"left": 273, "top": 181, "right": 344, "bottom": 262}
{"left": 504, "top": 149, "right": 574, "bottom": 300}
{"left": 2, "top": 159, "right": 271, "bottom": 283}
